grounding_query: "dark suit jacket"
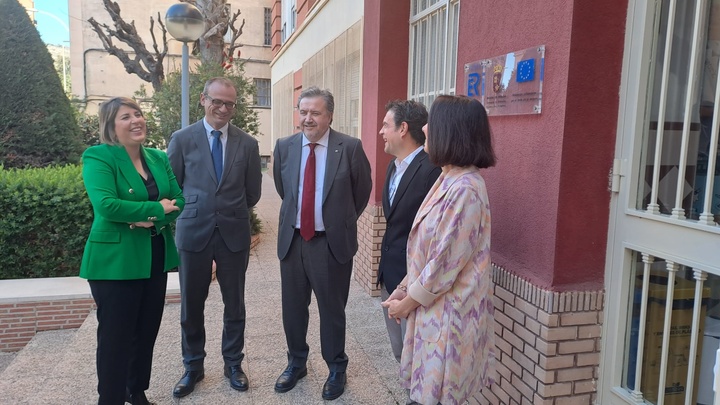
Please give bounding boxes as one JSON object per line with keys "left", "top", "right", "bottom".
{"left": 378, "top": 150, "right": 440, "bottom": 292}
{"left": 80, "top": 145, "right": 185, "bottom": 280}
{"left": 167, "top": 120, "right": 262, "bottom": 253}
{"left": 273, "top": 129, "right": 372, "bottom": 264}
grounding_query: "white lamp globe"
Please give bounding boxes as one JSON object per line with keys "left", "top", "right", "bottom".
{"left": 165, "top": 3, "right": 205, "bottom": 43}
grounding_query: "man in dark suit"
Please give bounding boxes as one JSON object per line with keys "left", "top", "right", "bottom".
{"left": 378, "top": 100, "right": 440, "bottom": 362}
{"left": 167, "top": 77, "right": 262, "bottom": 398}
{"left": 272, "top": 86, "right": 372, "bottom": 400}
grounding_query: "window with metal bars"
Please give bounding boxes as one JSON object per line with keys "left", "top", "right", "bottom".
{"left": 264, "top": 7, "right": 271, "bottom": 46}
{"left": 254, "top": 78, "right": 271, "bottom": 107}
{"left": 638, "top": 0, "right": 720, "bottom": 225}
{"left": 408, "top": 0, "right": 459, "bottom": 106}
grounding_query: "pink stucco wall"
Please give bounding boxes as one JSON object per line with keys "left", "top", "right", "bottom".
{"left": 457, "top": 1, "right": 627, "bottom": 290}
{"left": 362, "top": 0, "right": 412, "bottom": 205}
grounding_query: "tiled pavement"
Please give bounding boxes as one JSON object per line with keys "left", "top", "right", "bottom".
{"left": 0, "top": 173, "right": 407, "bottom": 404}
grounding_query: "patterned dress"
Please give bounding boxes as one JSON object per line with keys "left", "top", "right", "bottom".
{"left": 400, "top": 165, "right": 496, "bottom": 405}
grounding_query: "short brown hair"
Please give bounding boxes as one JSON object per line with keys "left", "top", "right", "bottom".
{"left": 385, "top": 100, "right": 428, "bottom": 146}
{"left": 426, "top": 95, "right": 496, "bottom": 168}
{"left": 297, "top": 86, "right": 335, "bottom": 113}
{"left": 203, "top": 77, "right": 237, "bottom": 94}
{"left": 98, "top": 97, "right": 144, "bottom": 145}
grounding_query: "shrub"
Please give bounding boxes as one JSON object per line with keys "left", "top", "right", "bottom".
{"left": 0, "top": 0, "right": 84, "bottom": 168}
{"left": 0, "top": 164, "right": 262, "bottom": 280}
{"left": 0, "top": 165, "right": 92, "bottom": 279}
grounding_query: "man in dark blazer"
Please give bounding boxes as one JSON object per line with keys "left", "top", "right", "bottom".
{"left": 378, "top": 100, "right": 440, "bottom": 363}
{"left": 272, "top": 86, "right": 372, "bottom": 400}
{"left": 167, "top": 77, "right": 262, "bottom": 398}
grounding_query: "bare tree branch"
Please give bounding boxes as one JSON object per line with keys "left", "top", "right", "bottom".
{"left": 87, "top": 0, "right": 167, "bottom": 91}
{"left": 226, "top": 10, "right": 245, "bottom": 56}
{"left": 88, "top": 0, "right": 246, "bottom": 84}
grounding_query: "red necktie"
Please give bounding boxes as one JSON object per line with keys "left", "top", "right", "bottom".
{"left": 300, "top": 143, "right": 317, "bottom": 241}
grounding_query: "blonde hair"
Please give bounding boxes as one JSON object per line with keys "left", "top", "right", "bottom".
{"left": 98, "top": 97, "right": 144, "bottom": 144}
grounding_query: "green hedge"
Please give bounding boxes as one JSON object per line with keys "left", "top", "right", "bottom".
{"left": 0, "top": 165, "right": 263, "bottom": 280}
{"left": 0, "top": 165, "right": 91, "bottom": 279}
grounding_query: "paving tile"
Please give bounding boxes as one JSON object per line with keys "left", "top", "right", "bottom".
{"left": 3, "top": 174, "right": 406, "bottom": 405}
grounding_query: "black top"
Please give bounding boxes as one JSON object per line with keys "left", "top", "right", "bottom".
{"left": 140, "top": 154, "right": 158, "bottom": 202}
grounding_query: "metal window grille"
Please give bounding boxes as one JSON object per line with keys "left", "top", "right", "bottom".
{"left": 254, "top": 78, "right": 271, "bottom": 107}
{"left": 264, "top": 7, "right": 272, "bottom": 46}
{"left": 639, "top": 0, "right": 720, "bottom": 226}
{"left": 623, "top": 248, "right": 720, "bottom": 405}
{"left": 408, "top": 0, "right": 459, "bottom": 106}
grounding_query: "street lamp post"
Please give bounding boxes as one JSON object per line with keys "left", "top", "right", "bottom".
{"left": 165, "top": 4, "right": 204, "bottom": 128}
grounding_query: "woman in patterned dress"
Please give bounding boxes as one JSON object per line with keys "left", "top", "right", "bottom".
{"left": 382, "top": 95, "right": 497, "bottom": 405}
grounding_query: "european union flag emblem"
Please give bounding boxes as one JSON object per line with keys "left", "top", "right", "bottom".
{"left": 516, "top": 59, "right": 535, "bottom": 83}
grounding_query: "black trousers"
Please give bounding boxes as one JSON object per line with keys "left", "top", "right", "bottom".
{"left": 88, "top": 235, "right": 166, "bottom": 405}
{"left": 178, "top": 228, "right": 249, "bottom": 371}
{"left": 280, "top": 231, "right": 353, "bottom": 372}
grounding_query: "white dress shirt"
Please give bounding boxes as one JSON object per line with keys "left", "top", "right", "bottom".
{"left": 388, "top": 146, "right": 425, "bottom": 205}
{"left": 295, "top": 129, "right": 330, "bottom": 230}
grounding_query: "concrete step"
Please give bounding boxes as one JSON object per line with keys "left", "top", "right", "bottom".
{"left": 0, "top": 351, "right": 16, "bottom": 375}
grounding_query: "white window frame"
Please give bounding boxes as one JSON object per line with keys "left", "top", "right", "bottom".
{"left": 281, "top": 0, "right": 294, "bottom": 44}
{"left": 254, "top": 78, "right": 271, "bottom": 107}
{"left": 408, "top": 0, "right": 460, "bottom": 106}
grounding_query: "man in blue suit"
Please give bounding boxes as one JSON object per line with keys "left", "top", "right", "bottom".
{"left": 167, "top": 77, "right": 262, "bottom": 398}
{"left": 377, "top": 100, "right": 440, "bottom": 362}
{"left": 272, "top": 87, "right": 372, "bottom": 400}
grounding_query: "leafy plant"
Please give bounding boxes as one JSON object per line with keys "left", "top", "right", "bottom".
{"left": 141, "top": 56, "right": 260, "bottom": 148}
{"left": 0, "top": 165, "right": 92, "bottom": 279}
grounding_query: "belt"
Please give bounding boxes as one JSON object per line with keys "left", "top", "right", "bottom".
{"left": 294, "top": 228, "right": 326, "bottom": 237}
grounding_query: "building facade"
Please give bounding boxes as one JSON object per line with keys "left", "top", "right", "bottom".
{"left": 271, "top": 0, "right": 720, "bottom": 404}
{"left": 68, "top": 0, "right": 274, "bottom": 158}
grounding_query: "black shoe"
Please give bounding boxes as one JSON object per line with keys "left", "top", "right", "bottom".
{"left": 172, "top": 370, "right": 204, "bottom": 398}
{"left": 274, "top": 365, "right": 307, "bottom": 393}
{"left": 224, "top": 365, "right": 249, "bottom": 391}
{"left": 125, "top": 390, "right": 154, "bottom": 405}
{"left": 322, "top": 371, "right": 346, "bottom": 400}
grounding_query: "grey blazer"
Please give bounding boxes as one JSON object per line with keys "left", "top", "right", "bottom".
{"left": 273, "top": 129, "right": 372, "bottom": 264}
{"left": 167, "top": 120, "right": 262, "bottom": 253}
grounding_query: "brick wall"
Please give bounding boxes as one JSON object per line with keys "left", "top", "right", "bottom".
{"left": 473, "top": 265, "right": 604, "bottom": 405}
{"left": 355, "top": 203, "right": 385, "bottom": 297}
{"left": 0, "top": 292, "right": 181, "bottom": 352}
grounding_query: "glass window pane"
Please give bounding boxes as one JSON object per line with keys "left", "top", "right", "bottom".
{"left": 637, "top": 0, "right": 720, "bottom": 223}
{"left": 623, "top": 250, "right": 720, "bottom": 404}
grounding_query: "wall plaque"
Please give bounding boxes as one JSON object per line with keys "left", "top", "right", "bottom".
{"left": 464, "top": 45, "right": 545, "bottom": 116}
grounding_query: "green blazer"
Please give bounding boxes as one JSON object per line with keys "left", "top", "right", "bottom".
{"left": 80, "top": 144, "right": 185, "bottom": 280}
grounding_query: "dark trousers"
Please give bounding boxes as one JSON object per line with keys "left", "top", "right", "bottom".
{"left": 280, "top": 231, "right": 353, "bottom": 372}
{"left": 89, "top": 235, "right": 166, "bottom": 405}
{"left": 179, "top": 228, "right": 249, "bottom": 371}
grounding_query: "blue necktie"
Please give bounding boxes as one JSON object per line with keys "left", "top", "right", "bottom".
{"left": 211, "top": 130, "right": 223, "bottom": 182}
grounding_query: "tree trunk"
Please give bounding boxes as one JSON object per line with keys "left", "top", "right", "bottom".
{"left": 195, "top": 0, "right": 229, "bottom": 65}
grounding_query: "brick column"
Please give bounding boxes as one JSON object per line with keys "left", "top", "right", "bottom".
{"left": 474, "top": 265, "right": 605, "bottom": 405}
{"left": 355, "top": 206, "right": 385, "bottom": 296}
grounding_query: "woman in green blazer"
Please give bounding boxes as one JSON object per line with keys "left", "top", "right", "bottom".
{"left": 80, "top": 97, "right": 184, "bottom": 405}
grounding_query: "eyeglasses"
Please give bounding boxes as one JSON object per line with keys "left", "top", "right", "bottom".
{"left": 204, "top": 94, "right": 237, "bottom": 109}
